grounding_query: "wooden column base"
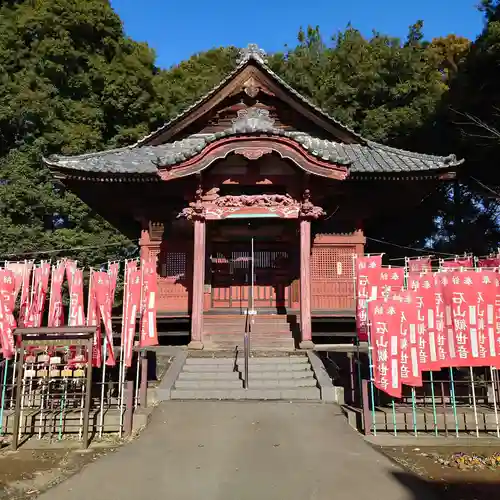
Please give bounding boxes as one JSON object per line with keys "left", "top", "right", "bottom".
{"left": 188, "top": 340, "right": 204, "bottom": 350}
{"left": 299, "top": 340, "right": 315, "bottom": 350}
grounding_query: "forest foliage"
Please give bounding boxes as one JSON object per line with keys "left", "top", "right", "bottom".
{"left": 0, "top": 0, "right": 498, "bottom": 265}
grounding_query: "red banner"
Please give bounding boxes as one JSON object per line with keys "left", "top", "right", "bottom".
{"left": 0, "top": 270, "right": 16, "bottom": 358}
{"left": 407, "top": 257, "right": 432, "bottom": 274}
{"left": 395, "top": 298, "right": 422, "bottom": 387}
{"left": 496, "top": 274, "right": 500, "bottom": 366}
{"left": 477, "top": 258, "right": 500, "bottom": 269}
{"left": 68, "top": 269, "right": 85, "bottom": 326}
{"left": 5, "top": 262, "right": 28, "bottom": 304}
{"left": 48, "top": 263, "right": 65, "bottom": 327}
{"left": 440, "top": 257, "right": 474, "bottom": 270}
{"left": 378, "top": 267, "right": 405, "bottom": 299}
{"left": 26, "top": 263, "right": 50, "bottom": 327}
{"left": 368, "top": 299, "right": 401, "bottom": 398}
{"left": 439, "top": 271, "right": 497, "bottom": 367}
{"left": 356, "top": 255, "right": 383, "bottom": 342}
{"left": 140, "top": 260, "right": 158, "bottom": 347}
{"left": 65, "top": 260, "right": 77, "bottom": 289}
{"left": 476, "top": 271, "right": 498, "bottom": 367}
{"left": 0, "top": 269, "right": 16, "bottom": 317}
{"left": 87, "top": 270, "right": 102, "bottom": 368}
{"left": 19, "top": 262, "right": 33, "bottom": 326}
{"left": 407, "top": 274, "right": 436, "bottom": 371}
{"left": 123, "top": 268, "right": 142, "bottom": 367}
{"left": 94, "top": 271, "right": 116, "bottom": 366}
{"left": 108, "top": 262, "right": 120, "bottom": 302}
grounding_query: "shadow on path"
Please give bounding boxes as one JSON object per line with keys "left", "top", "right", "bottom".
{"left": 392, "top": 470, "right": 500, "bottom": 500}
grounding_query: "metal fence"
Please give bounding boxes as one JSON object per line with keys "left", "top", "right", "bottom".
{"left": 0, "top": 348, "right": 149, "bottom": 449}
{"left": 323, "top": 350, "right": 500, "bottom": 438}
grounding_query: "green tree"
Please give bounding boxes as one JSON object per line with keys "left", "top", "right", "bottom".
{"left": 269, "top": 22, "right": 446, "bottom": 145}
{"left": 426, "top": 0, "right": 500, "bottom": 253}
{"left": 0, "top": 0, "right": 161, "bottom": 265}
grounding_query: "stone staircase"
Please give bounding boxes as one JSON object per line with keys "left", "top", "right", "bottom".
{"left": 202, "top": 314, "right": 296, "bottom": 350}
{"left": 170, "top": 353, "right": 321, "bottom": 400}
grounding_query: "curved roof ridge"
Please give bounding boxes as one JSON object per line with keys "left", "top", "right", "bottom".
{"left": 133, "top": 44, "right": 367, "bottom": 147}
{"left": 366, "top": 140, "right": 462, "bottom": 166}
{"left": 45, "top": 145, "right": 134, "bottom": 164}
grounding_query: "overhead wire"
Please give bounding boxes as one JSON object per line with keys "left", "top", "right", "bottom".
{"left": 366, "top": 236, "right": 457, "bottom": 258}
{"left": 0, "top": 240, "right": 138, "bottom": 260}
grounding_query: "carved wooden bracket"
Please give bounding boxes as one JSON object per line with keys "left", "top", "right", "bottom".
{"left": 233, "top": 147, "right": 273, "bottom": 160}
{"left": 149, "top": 221, "right": 165, "bottom": 242}
{"left": 299, "top": 189, "right": 325, "bottom": 220}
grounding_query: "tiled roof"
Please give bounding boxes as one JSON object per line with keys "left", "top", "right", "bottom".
{"left": 44, "top": 45, "right": 462, "bottom": 177}
{"left": 133, "top": 43, "right": 364, "bottom": 147}
{"left": 44, "top": 128, "right": 461, "bottom": 176}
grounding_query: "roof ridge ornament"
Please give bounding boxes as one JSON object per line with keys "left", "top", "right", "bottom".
{"left": 237, "top": 43, "right": 267, "bottom": 65}
{"left": 231, "top": 107, "right": 275, "bottom": 133}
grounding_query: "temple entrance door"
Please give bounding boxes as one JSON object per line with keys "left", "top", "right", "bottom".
{"left": 210, "top": 241, "right": 293, "bottom": 313}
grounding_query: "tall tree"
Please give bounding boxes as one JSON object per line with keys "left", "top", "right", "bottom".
{"left": 427, "top": 0, "right": 500, "bottom": 253}
{"left": 0, "top": 0, "right": 160, "bottom": 265}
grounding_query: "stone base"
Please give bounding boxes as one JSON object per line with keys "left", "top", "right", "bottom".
{"left": 299, "top": 340, "right": 315, "bottom": 350}
{"left": 188, "top": 340, "right": 204, "bottom": 350}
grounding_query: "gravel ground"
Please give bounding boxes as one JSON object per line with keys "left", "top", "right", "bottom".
{"left": 380, "top": 445, "right": 500, "bottom": 499}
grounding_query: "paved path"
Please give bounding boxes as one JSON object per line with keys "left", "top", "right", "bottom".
{"left": 40, "top": 402, "right": 434, "bottom": 500}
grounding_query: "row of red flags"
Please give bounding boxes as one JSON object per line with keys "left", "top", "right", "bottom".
{"left": 355, "top": 255, "right": 500, "bottom": 398}
{"left": 0, "top": 259, "right": 158, "bottom": 368}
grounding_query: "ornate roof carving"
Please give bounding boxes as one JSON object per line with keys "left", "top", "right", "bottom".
{"left": 237, "top": 43, "right": 267, "bottom": 65}
{"left": 231, "top": 107, "right": 275, "bottom": 133}
{"left": 43, "top": 45, "right": 464, "bottom": 179}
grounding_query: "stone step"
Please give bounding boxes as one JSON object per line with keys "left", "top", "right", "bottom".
{"left": 203, "top": 322, "right": 291, "bottom": 328}
{"left": 205, "top": 341, "right": 295, "bottom": 349}
{"left": 175, "top": 379, "right": 244, "bottom": 389}
{"left": 203, "top": 328, "right": 292, "bottom": 334}
{"left": 175, "top": 378, "right": 316, "bottom": 390}
{"left": 203, "top": 316, "right": 290, "bottom": 321}
{"left": 178, "top": 370, "right": 314, "bottom": 380}
{"left": 240, "top": 370, "right": 314, "bottom": 380}
{"left": 182, "top": 363, "right": 311, "bottom": 372}
{"left": 170, "top": 387, "right": 321, "bottom": 400}
{"left": 178, "top": 371, "right": 242, "bottom": 380}
{"left": 185, "top": 356, "right": 308, "bottom": 365}
{"left": 207, "top": 337, "right": 294, "bottom": 341}
{"left": 203, "top": 346, "right": 295, "bottom": 353}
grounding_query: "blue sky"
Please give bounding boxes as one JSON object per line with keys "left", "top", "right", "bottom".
{"left": 110, "top": 0, "right": 485, "bottom": 69}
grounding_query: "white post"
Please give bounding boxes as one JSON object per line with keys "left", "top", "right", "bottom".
{"left": 249, "top": 236, "right": 256, "bottom": 316}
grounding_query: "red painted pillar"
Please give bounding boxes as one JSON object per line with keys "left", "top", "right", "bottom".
{"left": 299, "top": 218, "right": 314, "bottom": 349}
{"left": 139, "top": 228, "right": 150, "bottom": 262}
{"left": 189, "top": 218, "right": 206, "bottom": 349}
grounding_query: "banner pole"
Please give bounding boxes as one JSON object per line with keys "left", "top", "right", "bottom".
{"left": 429, "top": 371, "right": 438, "bottom": 436}
{"left": 135, "top": 260, "right": 145, "bottom": 409}
{"left": 0, "top": 257, "right": 11, "bottom": 429}
{"left": 118, "top": 262, "right": 128, "bottom": 402}
{"left": 99, "top": 263, "right": 111, "bottom": 438}
{"left": 119, "top": 260, "right": 129, "bottom": 438}
{"left": 0, "top": 360, "right": 7, "bottom": 436}
{"left": 391, "top": 399, "right": 397, "bottom": 436}
{"left": 469, "top": 366, "right": 479, "bottom": 437}
{"left": 449, "top": 368, "right": 459, "bottom": 437}
{"left": 58, "top": 373, "right": 68, "bottom": 440}
{"left": 411, "top": 387, "right": 418, "bottom": 436}
{"left": 80, "top": 267, "right": 93, "bottom": 441}
{"left": 490, "top": 367, "right": 500, "bottom": 438}
{"left": 366, "top": 305, "right": 377, "bottom": 436}
{"left": 352, "top": 254, "right": 362, "bottom": 406}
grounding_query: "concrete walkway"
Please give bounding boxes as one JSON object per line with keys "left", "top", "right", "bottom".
{"left": 39, "top": 402, "right": 434, "bottom": 500}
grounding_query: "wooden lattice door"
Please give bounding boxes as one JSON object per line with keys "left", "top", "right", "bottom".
{"left": 311, "top": 244, "right": 356, "bottom": 311}
{"left": 210, "top": 243, "right": 293, "bottom": 311}
{"left": 156, "top": 241, "right": 191, "bottom": 312}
